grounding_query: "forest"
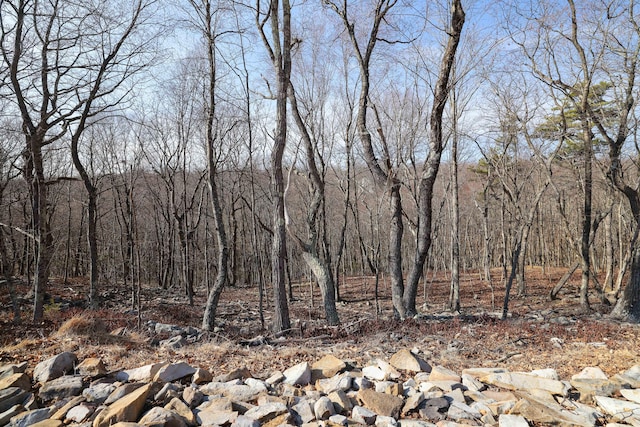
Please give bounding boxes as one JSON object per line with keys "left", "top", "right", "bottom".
{"left": 1, "top": 0, "right": 640, "bottom": 334}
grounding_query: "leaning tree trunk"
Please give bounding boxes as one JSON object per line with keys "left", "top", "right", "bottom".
{"left": 298, "top": 246, "right": 339, "bottom": 325}
{"left": 287, "top": 85, "right": 340, "bottom": 326}
{"left": 549, "top": 260, "right": 580, "bottom": 300}
{"left": 202, "top": 177, "right": 229, "bottom": 330}
{"left": 611, "top": 241, "right": 640, "bottom": 321}
{"left": 325, "top": 0, "right": 408, "bottom": 317}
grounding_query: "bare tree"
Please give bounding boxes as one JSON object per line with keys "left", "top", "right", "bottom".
{"left": 403, "top": 0, "right": 465, "bottom": 317}
{"left": 69, "top": 0, "right": 155, "bottom": 309}
{"left": 325, "top": 0, "right": 409, "bottom": 317}
{"left": 180, "top": 0, "right": 235, "bottom": 330}
{"left": 287, "top": 83, "right": 340, "bottom": 325}
{"left": 0, "top": 0, "right": 156, "bottom": 319}
{"left": 507, "top": 0, "right": 613, "bottom": 310}
{"left": 589, "top": 1, "right": 640, "bottom": 320}
{"left": 257, "top": 0, "right": 292, "bottom": 333}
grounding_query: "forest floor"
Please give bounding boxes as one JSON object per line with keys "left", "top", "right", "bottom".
{"left": 1, "top": 266, "right": 639, "bottom": 381}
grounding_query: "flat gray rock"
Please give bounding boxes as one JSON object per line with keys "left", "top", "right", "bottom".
{"left": 447, "top": 401, "right": 481, "bottom": 421}
{"left": 0, "top": 388, "right": 29, "bottom": 413}
{"left": 0, "top": 404, "right": 24, "bottom": 426}
{"left": 139, "top": 406, "right": 187, "bottom": 427}
{"left": 8, "top": 407, "right": 50, "bottom": 427}
{"left": 480, "top": 372, "right": 569, "bottom": 396}
{"left": 153, "top": 362, "right": 196, "bottom": 382}
{"left": 39, "top": 375, "right": 84, "bottom": 402}
{"left": 330, "top": 413, "right": 349, "bottom": 426}
{"left": 244, "top": 401, "right": 287, "bottom": 422}
{"left": 595, "top": 395, "right": 640, "bottom": 422}
{"left": 621, "top": 388, "right": 640, "bottom": 404}
{"left": 65, "top": 403, "right": 94, "bottom": 423}
{"left": 572, "top": 367, "right": 608, "bottom": 381}
{"left": 511, "top": 392, "right": 596, "bottom": 426}
{"left": 33, "top": 352, "right": 77, "bottom": 384}
{"left": 231, "top": 414, "right": 260, "bottom": 427}
{"left": 316, "top": 373, "right": 352, "bottom": 394}
{"left": 104, "top": 383, "right": 146, "bottom": 405}
{"left": 83, "top": 382, "right": 117, "bottom": 404}
{"left": 159, "top": 335, "right": 188, "bottom": 349}
{"left": 115, "top": 363, "right": 166, "bottom": 382}
{"left": 375, "top": 415, "right": 398, "bottom": 426}
{"left": 498, "top": 414, "right": 529, "bottom": 427}
{"left": 0, "top": 363, "right": 27, "bottom": 379}
{"left": 196, "top": 408, "right": 238, "bottom": 425}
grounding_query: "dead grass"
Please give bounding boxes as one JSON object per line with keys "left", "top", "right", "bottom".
{"left": 55, "top": 314, "right": 109, "bottom": 338}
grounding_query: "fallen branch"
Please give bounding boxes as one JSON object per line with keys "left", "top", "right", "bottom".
{"left": 0, "top": 222, "right": 39, "bottom": 242}
{"left": 493, "top": 352, "right": 522, "bottom": 363}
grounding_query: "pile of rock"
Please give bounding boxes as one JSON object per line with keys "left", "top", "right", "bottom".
{"left": 2, "top": 347, "right": 640, "bottom": 426}
{"left": 147, "top": 321, "right": 205, "bottom": 349}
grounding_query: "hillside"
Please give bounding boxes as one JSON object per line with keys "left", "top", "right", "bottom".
{"left": 1, "top": 267, "right": 637, "bottom": 381}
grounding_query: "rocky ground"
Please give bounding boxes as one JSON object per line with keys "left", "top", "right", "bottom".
{"left": 2, "top": 338, "right": 640, "bottom": 426}
{"left": 0, "top": 267, "right": 639, "bottom": 426}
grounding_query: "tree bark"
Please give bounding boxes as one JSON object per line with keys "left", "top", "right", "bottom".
{"left": 256, "top": 0, "right": 292, "bottom": 333}
{"left": 199, "top": 0, "right": 231, "bottom": 330}
{"left": 287, "top": 85, "right": 340, "bottom": 326}
{"left": 403, "top": 0, "right": 465, "bottom": 317}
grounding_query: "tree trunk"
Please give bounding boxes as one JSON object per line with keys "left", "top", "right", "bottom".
{"left": 27, "top": 139, "right": 53, "bottom": 322}
{"left": 301, "top": 250, "right": 339, "bottom": 325}
{"left": 287, "top": 84, "right": 340, "bottom": 326}
{"left": 550, "top": 260, "right": 580, "bottom": 300}
{"left": 579, "top": 124, "right": 593, "bottom": 310}
{"left": 71, "top": 133, "right": 100, "bottom": 308}
{"left": 502, "top": 236, "right": 521, "bottom": 320}
{"left": 200, "top": 0, "right": 231, "bottom": 330}
{"left": 403, "top": 0, "right": 465, "bottom": 317}
{"left": 611, "top": 242, "right": 640, "bottom": 321}
{"left": 449, "top": 93, "right": 460, "bottom": 312}
{"left": 604, "top": 212, "right": 614, "bottom": 291}
{"left": 87, "top": 188, "right": 99, "bottom": 307}
{"left": 202, "top": 178, "right": 229, "bottom": 330}
{"left": 261, "top": 0, "right": 293, "bottom": 333}
{"left": 389, "top": 183, "right": 405, "bottom": 317}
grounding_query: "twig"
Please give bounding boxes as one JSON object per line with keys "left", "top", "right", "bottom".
{"left": 493, "top": 352, "right": 522, "bottom": 363}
